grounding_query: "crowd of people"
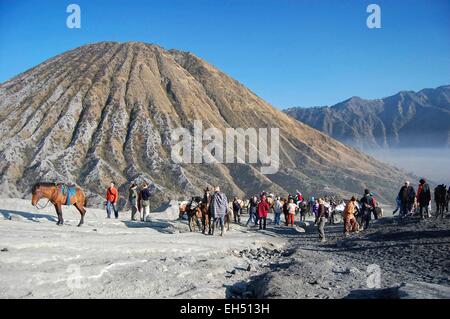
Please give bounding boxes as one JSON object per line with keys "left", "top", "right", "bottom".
{"left": 393, "top": 179, "right": 450, "bottom": 219}
{"left": 103, "top": 177, "right": 449, "bottom": 242}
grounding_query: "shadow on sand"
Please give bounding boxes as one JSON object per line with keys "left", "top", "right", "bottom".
{"left": 121, "top": 219, "right": 178, "bottom": 234}
{"left": 0, "top": 209, "right": 58, "bottom": 222}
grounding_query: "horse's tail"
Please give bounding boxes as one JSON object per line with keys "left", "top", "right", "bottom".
{"left": 78, "top": 187, "right": 87, "bottom": 208}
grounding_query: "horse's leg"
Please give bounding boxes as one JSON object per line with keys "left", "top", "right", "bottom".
{"left": 74, "top": 203, "right": 86, "bottom": 227}
{"left": 188, "top": 215, "right": 193, "bottom": 232}
{"left": 202, "top": 212, "right": 206, "bottom": 234}
{"left": 56, "top": 203, "right": 64, "bottom": 226}
{"left": 54, "top": 205, "right": 61, "bottom": 225}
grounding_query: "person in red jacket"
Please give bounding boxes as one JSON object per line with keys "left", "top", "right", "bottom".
{"left": 106, "top": 181, "right": 119, "bottom": 219}
{"left": 258, "top": 195, "right": 270, "bottom": 230}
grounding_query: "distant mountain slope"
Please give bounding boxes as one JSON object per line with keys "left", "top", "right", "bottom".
{"left": 285, "top": 86, "right": 450, "bottom": 149}
{"left": 0, "top": 42, "right": 412, "bottom": 207}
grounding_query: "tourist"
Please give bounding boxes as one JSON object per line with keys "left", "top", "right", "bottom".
{"left": 232, "top": 197, "right": 242, "bottom": 224}
{"left": 246, "top": 196, "right": 258, "bottom": 227}
{"left": 106, "top": 181, "right": 119, "bottom": 219}
{"left": 417, "top": 179, "right": 431, "bottom": 219}
{"left": 273, "top": 197, "right": 282, "bottom": 226}
{"left": 312, "top": 199, "right": 319, "bottom": 225}
{"left": 258, "top": 195, "right": 270, "bottom": 230}
{"left": 317, "top": 198, "right": 328, "bottom": 242}
{"left": 359, "top": 189, "right": 374, "bottom": 230}
{"left": 343, "top": 196, "right": 359, "bottom": 236}
{"left": 140, "top": 182, "right": 151, "bottom": 222}
{"left": 128, "top": 183, "right": 139, "bottom": 221}
{"left": 210, "top": 186, "right": 228, "bottom": 236}
{"left": 287, "top": 198, "right": 297, "bottom": 227}
{"left": 398, "top": 181, "right": 415, "bottom": 218}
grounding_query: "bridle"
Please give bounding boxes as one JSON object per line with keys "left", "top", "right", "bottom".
{"left": 33, "top": 185, "right": 55, "bottom": 210}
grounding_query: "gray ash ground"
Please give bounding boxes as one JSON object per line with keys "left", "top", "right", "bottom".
{"left": 227, "top": 215, "right": 450, "bottom": 299}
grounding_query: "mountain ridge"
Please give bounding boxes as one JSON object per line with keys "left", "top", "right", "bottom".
{"left": 285, "top": 85, "right": 450, "bottom": 149}
{"left": 0, "top": 41, "right": 412, "bottom": 208}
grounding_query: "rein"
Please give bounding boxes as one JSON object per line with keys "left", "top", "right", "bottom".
{"left": 35, "top": 197, "right": 51, "bottom": 210}
{"left": 33, "top": 185, "right": 57, "bottom": 210}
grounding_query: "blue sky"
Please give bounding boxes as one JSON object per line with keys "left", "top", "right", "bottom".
{"left": 0, "top": 0, "right": 449, "bottom": 108}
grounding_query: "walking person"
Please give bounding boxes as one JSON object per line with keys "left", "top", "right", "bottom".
{"left": 392, "top": 195, "right": 401, "bottom": 215}
{"left": 299, "top": 201, "right": 307, "bottom": 222}
{"left": 258, "top": 195, "right": 270, "bottom": 230}
{"left": 343, "top": 196, "right": 359, "bottom": 236}
{"left": 317, "top": 198, "right": 328, "bottom": 242}
{"left": 232, "top": 197, "right": 242, "bottom": 224}
{"left": 106, "top": 181, "right": 119, "bottom": 219}
{"left": 417, "top": 179, "right": 431, "bottom": 219}
{"left": 312, "top": 199, "right": 319, "bottom": 225}
{"left": 273, "top": 197, "right": 282, "bottom": 226}
{"left": 283, "top": 198, "right": 290, "bottom": 225}
{"left": 128, "top": 183, "right": 139, "bottom": 221}
{"left": 360, "top": 189, "right": 374, "bottom": 230}
{"left": 140, "top": 183, "right": 151, "bottom": 222}
{"left": 210, "top": 186, "right": 228, "bottom": 236}
{"left": 246, "top": 196, "right": 258, "bottom": 227}
{"left": 287, "top": 198, "right": 297, "bottom": 227}
{"left": 398, "top": 181, "right": 415, "bottom": 218}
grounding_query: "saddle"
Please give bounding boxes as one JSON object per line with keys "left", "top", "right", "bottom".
{"left": 59, "top": 184, "right": 77, "bottom": 205}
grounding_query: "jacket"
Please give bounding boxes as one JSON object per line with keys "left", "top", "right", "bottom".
{"left": 318, "top": 204, "right": 327, "bottom": 218}
{"left": 210, "top": 192, "right": 228, "bottom": 218}
{"left": 398, "top": 185, "right": 415, "bottom": 204}
{"left": 274, "top": 200, "right": 282, "bottom": 214}
{"left": 343, "top": 201, "right": 358, "bottom": 219}
{"left": 417, "top": 183, "right": 431, "bottom": 205}
{"left": 106, "top": 187, "right": 118, "bottom": 203}
{"left": 258, "top": 200, "right": 270, "bottom": 218}
{"left": 141, "top": 188, "right": 151, "bottom": 201}
{"left": 128, "top": 188, "right": 138, "bottom": 206}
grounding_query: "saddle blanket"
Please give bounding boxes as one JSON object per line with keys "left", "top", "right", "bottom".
{"left": 60, "top": 184, "right": 76, "bottom": 205}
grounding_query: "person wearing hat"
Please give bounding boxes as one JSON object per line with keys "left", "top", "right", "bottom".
{"left": 417, "top": 178, "right": 431, "bottom": 219}
{"left": 359, "top": 189, "right": 375, "bottom": 230}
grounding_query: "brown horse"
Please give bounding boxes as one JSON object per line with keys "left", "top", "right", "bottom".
{"left": 179, "top": 198, "right": 203, "bottom": 232}
{"left": 200, "top": 188, "right": 212, "bottom": 234}
{"left": 200, "top": 202, "right": 210, "bottom": 234}
{"left": 31, "top": 182, "right": 87, "bottom": 227}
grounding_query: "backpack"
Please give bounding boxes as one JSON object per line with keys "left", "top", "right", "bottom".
{"left": 141, "top": 188, "right": 151, "bottom": 201}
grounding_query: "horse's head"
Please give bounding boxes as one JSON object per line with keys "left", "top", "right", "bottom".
{"left": 178, "top": 202, "right": 187, "bottom": 219}
{"left": 31, "top": 183, "right": 43, "bottom": 206}
{"left": 31, "top": 182, "right": 57, "bottom": 206}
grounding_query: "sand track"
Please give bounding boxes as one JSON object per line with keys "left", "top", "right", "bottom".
{"left": 1, "top": 198, "right": 449, "bottom": 299}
